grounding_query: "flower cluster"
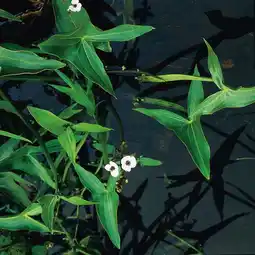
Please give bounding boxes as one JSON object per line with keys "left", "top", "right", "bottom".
{"left": 67, "top": 0, "right": 82, "bottom": 12}
{"left": 104, "top": 155, "right": 137, "bottom": 177}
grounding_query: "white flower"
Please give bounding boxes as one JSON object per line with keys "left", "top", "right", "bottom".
{"left": 104, "top": 161, "right": 119, "bottom": 177}
{"left": 67, "top": 0, "right": 82, "bottom": 12}
{"left": 121, "top": 155, "right": 137, "bottom": 172}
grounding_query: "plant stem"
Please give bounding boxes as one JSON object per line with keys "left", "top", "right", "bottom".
{"left": 56, "top": 218, "right": 75, "bottom": 248}
{"left": 0, "top": 89, "right": 59, "bottom": 193}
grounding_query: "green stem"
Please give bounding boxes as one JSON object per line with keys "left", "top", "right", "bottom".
{"left": 56, "top": 218, "right": 75, "bottom": 248}
{"left": 0, "top": 89, "right": 59, "bottom": 193}
{"left": 0, "top": 75, "right": 62, "bottom": 82}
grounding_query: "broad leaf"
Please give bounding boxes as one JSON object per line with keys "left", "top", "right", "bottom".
{"left": 191, "top": 86, "right": 255, "bottom": 118}
{"left": 73, "top": 163, "right": 105, "bottom": 194}
{"left": 83, "top": 24, "right": 154, "bottom": 42}
{"left": 58, "top": 103, "right": 83, "bottom": 119}
{"left": 39, "top": 33, "right": 114, "bottom": 96}
{"left": 94, "top": 191, "right": 120, "bottom": 249}
{"left": 60, "top": 196, "right": 98, "bottom": 206}
{"left": 0, "top": 130, "right": 31, "bottom": 143}
{"left": 134, "top": 97, "right": 186, "bottom": 113}
{"left": 203, "top": 39, "right": 225, "bottom": 90}
{"left": 0, "top": 46, "right": 65, "bottom": 77}
{"left": 139, "top": 157, "right": 162, "bottom": 167}
{"left": 187, "top": 66, "right": 204, "bottom": 118}
{"left": 0, "top": 172, "right": 31, "bottom": 207}
{"left": 137, "top": 73, "right": 213, "bottom": 83}
{"left": 39, "top": 195, "right": 59, "bottom": 231}
{"left": 28, "top": 106, "right": 71, "bottom": 136}
{"left": 58, "top": 127, "right": 76, "bottom": 163}
{"left": 135, "top": 108, "right": 210, "bottom": 179}
{"left": 0, "top": 43, "right": 43, "bottom": 54}
{"left": 0, "top": 9, "right": 21, "bottom": 22}
{"left": 73, "top": 123, "right": 111, "bottom": 133}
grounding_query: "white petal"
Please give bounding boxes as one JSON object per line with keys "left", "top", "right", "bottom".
{"left": 121, "top": 155, "right": 131, "bottom": 165}
{"left": 76, "top": 3, "right": 82, "bottom": 11}
{"left": 71, "top": 0, "right": 79, "bottom": 4}
{"left": 121, "top": 164, "right": 132, "bottom": 172}
{"left": 129, "top": 156, "right": 137, "bottom": 168}
{"left": 109, "top": 161, "right": 118, "bottom": 170}
{"left": 104, "top": 164, "right": 111, "bottom": 171}
{"left": 111, "top": 168, "right": 119, "bottom": 177}
{"left": 67, "top": 5, "right": 76, "bottom": 12}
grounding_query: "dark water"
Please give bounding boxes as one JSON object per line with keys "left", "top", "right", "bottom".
{"left": 1, "top": 0, "right": 255, "bottom": 254}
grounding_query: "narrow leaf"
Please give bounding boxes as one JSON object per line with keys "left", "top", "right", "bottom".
{"left": 0, "top": 9, "right": 22, "bottom": 22}
{"left": 28, "top": 106, "right": 71, "bottom": 136}
{"left": 60, "top": 196, "right": 98, "bottom": 206}
{"left": 73, "top": 163, "right": 105, "bottom": 194}
{"left": 139, "top": 157, "right": 162, "bottom": 167}
{"left": 94, "top": 191, "right": 120, "bottom": 249}
{"left": 73, "top": 123, "right": 112, "bottom": 133}
{"left": 0, "top": 130, "right": 32, "bottom": 143}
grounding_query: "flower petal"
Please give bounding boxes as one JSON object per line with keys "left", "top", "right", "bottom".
{"left": 111, "top": 168, "right": 119, "bottom": 177}
{"left": 121, "top": 164, "right": 132, "bottom": 172}
{"left": 109, "top": 161, "right": 118, "bottom": 170}
{"left": 130, "top": 156, "right": 137, "bottom": 168}
{"left": 71, "top": 0, "right": 79, "bottom": 5}
{"left": 104, "top": 164, "right": 111, "bottom": 171}
{"left": 121, "top": 155, "right": 131, "bottom": 165}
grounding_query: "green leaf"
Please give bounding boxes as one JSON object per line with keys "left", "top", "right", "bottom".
{"left": 0, "top": 172, "right": 31, "bottom": 207}
{"left": 135, "top": 108, "right": 210, "bottom": 179}
{"left": 58, "top": 127, "right": 76, "bottom": 162}
{"left": 73, "top": 123, "right": 112, "bottom": 133}
{"left": 203, "top": 39, "right": 225, "bottom": 90}
{"left": 22, "top": 203, "right": 42, "bottom": 216}
{"left": 134, "top": 108, "right": 189, "bottom": 129}
{"left": 39, "top": 28, "right": 115, "bottom": 96}
{"left": 28, "top": 106, "right": 71, "bottom": 136}
{"left": 94, "top": 191, "right": 120, "bottom": 249}
{"left": 0, "top": 138, "right": 20, "bottom": 162}
{"left": 134, "top": 97, "right": 186, "bottom": 113}
{"left": 191, "top": 86, "right": 255, "bottom": 118}
{"left": 0, "top": 46, "right": 65, "bottom": 77}
{"left": 31, "top": 245, "right": 47, "bottom": 255}
{"left": 0, "top": 205, "right": 49, "bottom": 232}
{"left": 137, "top": 73, "right": 213, "bottom": 83}
{"left": 0, "top": 148, "right": 56, "bottom": 189}
{"left": 38, "top": 195, "right": 59, "bottom": 231}
{"left": 52, "top": 0, "right": 112, "bottom": 52}
{"left": 0, "top": 130, "right": 31, "bottom": 143}
{"left": 51, "top": 70, "right": 95, "bottom": 116}
{"left": 139, "top": 157, "right": 162, "bottom": 167}
{"left": 0, "top": 9, "right": 22, "bottom": 22}
{"left": 58, "top": 103, "right": 83, "bottom": 119}
{"left": 83, "top": 24, "right": 154, "bottom": 42}
{"left": 187, "top": 66, "right": 204, "bottom": 118}
{"left": 60, "top": 196, "right": 98, "bottom": 206}
{"left": 0, "top": 43, "right": 43, "bottom": 54}
{"left": 0, "top": 100, "right": 19, "bottom": 116}
{"left": 92, "top": 142, "right": 115, "bottom": 155}
{"left": 73, "top": 163, "right": 105, "bottom": 195}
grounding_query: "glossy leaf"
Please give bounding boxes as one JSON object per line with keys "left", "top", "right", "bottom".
{"left": 139, "top": 157, "right": 162, "bottom": 167}
{"left": 0, "top": 204, "right": 49, "bottom": 232}
{"left": 0, "top": 130, "right": 32, "bottom": 143}
{"left": 191, "top": 86, "right": 255, "bottom": 118}
{"left": 94, "top": 191, "right": 120, "bottom": 249}
{"left": 58, "top": 127, "right": 76, "bottom": 163}
{"left": 203, "top": 39, "right": 225, "bottom": 90}
{"left": 0, "top": 100, "right": 19, "bottom": 116}
{"left": 0, "top": 43, "right": 43, "bottom": 54}
{"left": 60, "top": 196, "right": 98, "bottom": 206}
{"left": 39, "top": 195, "right": 59, "bottom": 231}
{"left": 187, "top": 66, "right": 204, "bottom": 118}
{"left": 83, "top": 24, "right": 154, "bottom": 42}
{"left": 73, "top": 122, "right": 112, "bottom": 133}
{"left": 0, "top": 172, "right": 31, "bottom": 207}
{"left": 137, "top": 73, "right": 213, "bottom": 83}
{"left": 73, "top": 163, "right": 105, "bottom": 194}
{"left": 135, "top": 108, "right": 210, "bottom": 179}
{"left": 28, "top": 106, "right": 71, "bottom": 136}
{"left": 39, "top": 32, "right": 114, "bottom": 96}
{"left": 134, "top": 97, "right": 186, "bottom": 113}
{"left": 58, "top": 103, "right": 83, "bottom": 119}
{"left": 0, "top": 9, "right": 21, "bottom": 22}
{"left": 0, "top": 46, "right": 65, "bottom": 77}
{"left": 22, "top": 203, "right": 42, "bottom": 216}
